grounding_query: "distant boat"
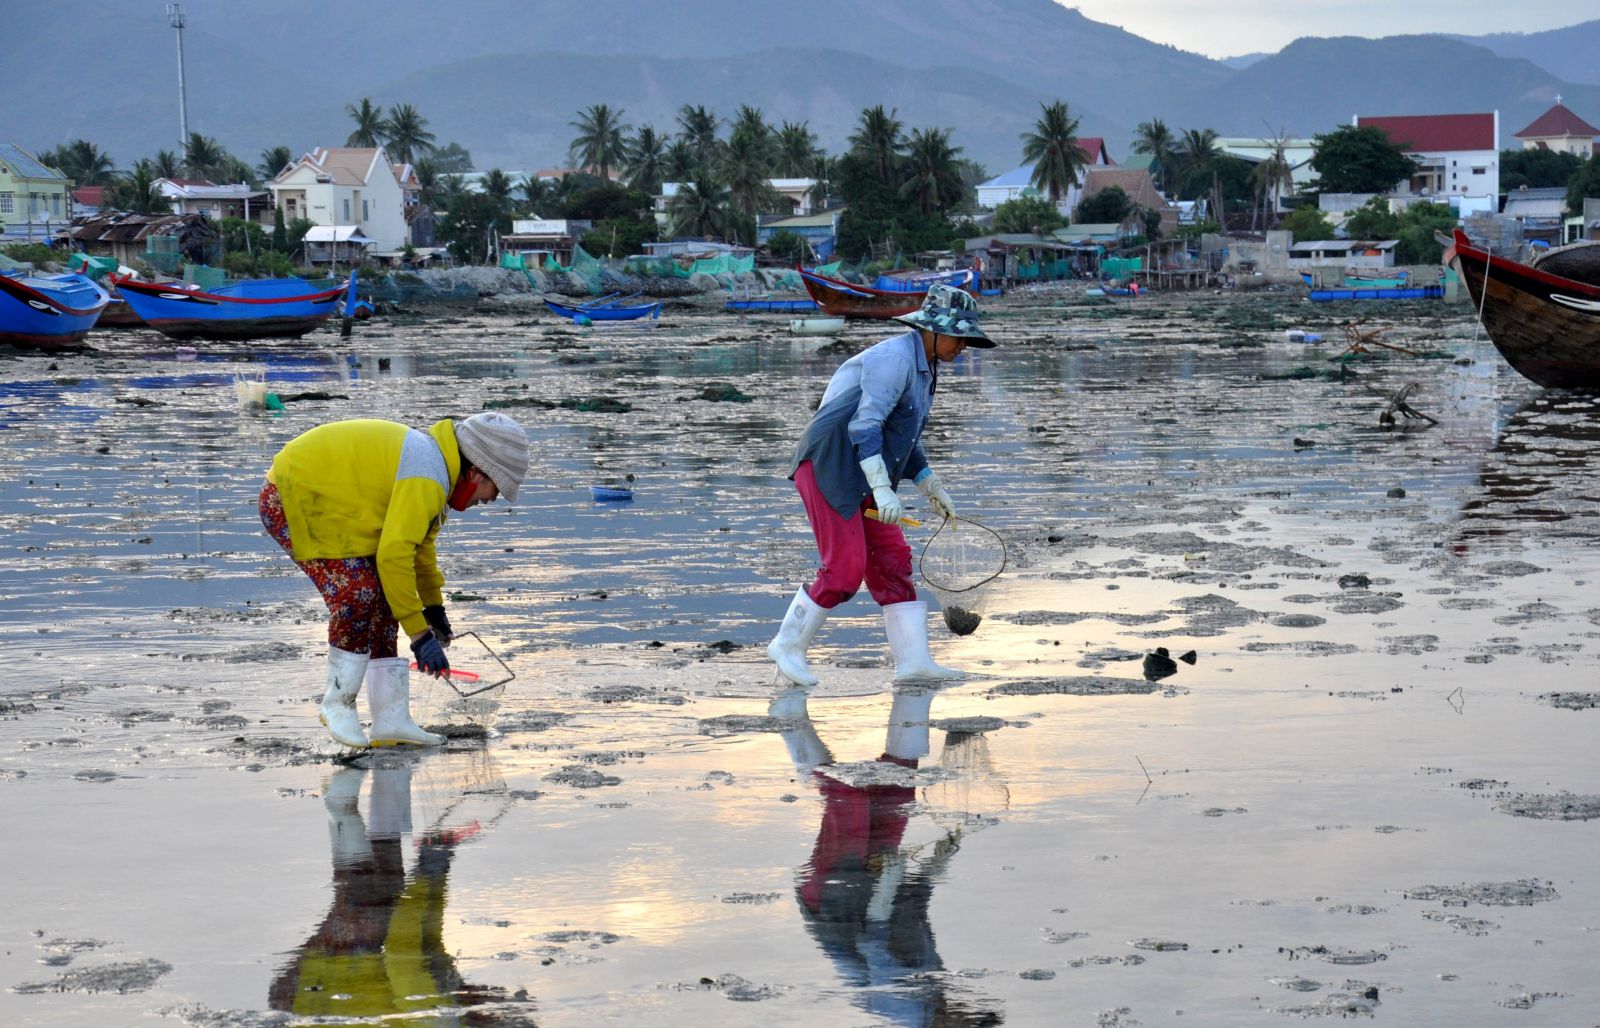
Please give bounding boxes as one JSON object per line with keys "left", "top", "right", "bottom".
{"left": 1453, "top": 228, "right": 1600, "bottom": 389}
{"left": 800, "top": 268, "right": 977, "bottom": 319}
{"left": 1300, "top": 270, "right": 1410, "bottom": 289}
{"left": 724, "top": 297, "right": 819, "bottom": 313}
{"left": 544, "top": 297, "right": 661, "bottom": 322}
{"left": 0, "top": 270, "right": 110, "bottom": 350}
{"left": 870, "top": 267, "right": 981, "bottom": 293}
{"left": 1308, "top": 284, "right": 1442, "bottom": 302}
{"left": 110, "top": 274, "right": 347, "bottom": 340}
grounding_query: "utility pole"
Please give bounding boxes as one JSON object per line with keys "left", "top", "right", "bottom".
{"left": 167, "top": 2, "right": 189, "bottom": 146}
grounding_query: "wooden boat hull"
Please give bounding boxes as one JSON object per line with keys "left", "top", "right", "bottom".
{"left": 0, "top": 271, "right": 110, "bottom": 350}
{"left": 1453, "top": 228, "right": 1600, "bottom": 389}
{"left": 111, "top": 275, "right": 344, "bottom": 340}
{"left": 800, "top": 270, "right": 936, "bottom": 318}
{"left": 545, "top": 299, "right": 661, "bottom": 321}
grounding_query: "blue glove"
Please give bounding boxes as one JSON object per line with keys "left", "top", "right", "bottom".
{"left": 410, "top": 630, "right": 450, "bottom": 677}
{"left": 422, "top": 604, "right": 453, "bottom": 645}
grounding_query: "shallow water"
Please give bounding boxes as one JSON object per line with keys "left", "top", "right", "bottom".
{"left": 1, "top": 291, "right": 1597, "bottom": 1026}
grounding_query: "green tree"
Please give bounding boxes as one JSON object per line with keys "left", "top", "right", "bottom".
{"left": 182, "top": 133, "right": 227, "bottom": 180}
{"left": 1279, "top": 205, "right": 1334, "bottom": 242}
{"left": 518, "top": 173, "right": 552, "bottom": 216}
{"left": 848, "top": 105, "right": 904, "bottom": 185}
{"left": 833, "top": 152, "right": 954, "bottom": 260}
{"left": 568, "top": 104, "right": 630, "bottom": 180}
{"left": 764, "top": 229, "right": 808, "bottom": 263}
{"left": 479, "top": 168, "right": 515, "bottom": 212}
{"left": 105, "top": 161, "right": 171, "bottom": 214}
{"left": 346, "top": 97, "right": 386, "bottom": 148}
{"left": 581, "top": 216, "right": 656, "bottom": 258}
{"left": 663, "top": 139, "right": 698, "bottom": 184}
{"left": 151, "top": 149, "right": 181, "bottom": 179}
{"left": 1076, "top": 185, "right": 1131, "bottom": 224}
{"left": 414, "top": 159, "right": 445, "bottom": 208}
{"left": 1565, "top": 154, "right": 1600, "bottom": 216}
{"left": 676, "top": 104, "right": 721, "bottom": 172}
{"left": 437, "top": 191, "right": 511, "bottom": 263}
{"left": 258, "top": 145, "right": 293, "bottom": 182}
{"left": 668, "top": 176, "right": 734, "bottom": 239}
{"left": 432, "top": 143, "right": 473, "bottom": 174}
{"left": 622, "top": 126, "right": 668, "bottom": 195}
{"left": 1500, "top": 147, "right": 1584, "bottom": 191}
{"left": 1342, "top": 196, "right": 1399, "bottom": 240}
{"left": 1132, "top": 118, "right": 1177, "bottom": 193}
{"left": 271, "top": 206, "right": 288, "bottom": 253}
{"left": 383, "top": 103, "right": 437, "bottom": 164}
{"left": 776, "top": 121, "right": 821, "bottom": 177}
{"left": 900, "top": 127, "right": 964, "bottom": 216}
{"left": 41, "top": 139, "right": 116, "bottom": 186}
{"left": 1394, "top": 202, "right": 1458, "bottom": 264}
{"left": 730, "top": 105, "right": 774, "bottom": 157}
{"left": 990, "top": 195, "right": 1066, "bottom": 234}
{"left": 719, "top": 132, "right": 779, "bottom": 220}
{"left": 1308, "top": 125, "right": 1418, "bottom": 195}
{"left": 1172, "top": 127, "right": 1221, "bottom": 199}
{"left": 1249, "top": 132, "right": 1296, "bottom": 228}
{"left": 557, "top": 183, "right": 651, "bottom": 223}
{"left": 1021, "top": 100, "right": 1088, "bottom": 203}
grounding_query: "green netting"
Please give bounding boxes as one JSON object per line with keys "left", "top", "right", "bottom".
{"left": 499, "top": 252, "right": 527, "bottom": 270}
{"left": 1101, "top": 257, "right": 1143, "bottom": 278}
{"left": 184, "top": 264, "right": 228, "bottom": 290}
{"left": 814, "top": 260, "right": 843, "bottom": 276}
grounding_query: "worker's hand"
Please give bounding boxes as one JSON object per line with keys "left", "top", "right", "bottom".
{"left": 422, "top": 604, "right": 453, "bottom": 646}
{"left": 410, "top": 630, "right": 450, "bottom": 677}
{"left": 859, "top": 454, "right": 903, "bottom": 525}
{"left": 914, "top": 468, "right": 956, "bottom": 521}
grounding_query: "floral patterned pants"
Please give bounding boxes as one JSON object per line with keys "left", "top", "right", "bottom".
{"left": 259, "top": 482, "right": 399, "bottom": 658}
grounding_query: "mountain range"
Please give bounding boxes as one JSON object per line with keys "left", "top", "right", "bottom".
{"left": 9, "top": 2, "right": 1599, "bottom": 178}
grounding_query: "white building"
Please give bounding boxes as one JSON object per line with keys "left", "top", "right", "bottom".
{"left": 155, "top": 178, "right": 272, "bottom": 224}
{"left": 1353, "top": 112, "right": 1498, "bottom": 205}
{"left": 268, "top": 146, "right": 418, "bottom": 251}
{"left": 1216, "top": 137, "right": 1317, "bottom": 208}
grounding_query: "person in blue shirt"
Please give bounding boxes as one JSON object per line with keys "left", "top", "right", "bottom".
{"left": 768, "top": 284, "right": 994, "bottom": 686}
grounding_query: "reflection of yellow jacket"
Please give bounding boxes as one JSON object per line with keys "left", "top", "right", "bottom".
{"left": 270, "top": 418, "right": 460, "bottom": 636}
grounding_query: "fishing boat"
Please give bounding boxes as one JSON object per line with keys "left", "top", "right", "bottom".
{"left": 0, "top": 270, "right": 110, "bottom": 350}
{"left": 1453, "top": 228, "right": 1600, "bottom": 389}
{"left": 110, "top": 273, "right": 348, "bottom": 340}
{"left": 544, "top": 297, "right": 661, "bottom": 322}
{"left": 67, "top": 253, "right": 145, "bottom": 328}
{"left": 1300, "top": 270, "right": 1410, "bottom": 289}
{"left": 800, "top": 268, "right": 976, "bottom": 319}
{"left": 870, "top": 267, "right": 981, "bottom": 293}
{"left": 1309, "top": 283, "right": 1443, "bottom": 302}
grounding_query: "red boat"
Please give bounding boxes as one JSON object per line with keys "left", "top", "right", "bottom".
{"left": 799, "top": 268, "right": 976, "bottom": 319}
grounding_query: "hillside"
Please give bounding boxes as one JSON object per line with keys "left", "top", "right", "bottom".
{"left": 1448, "top": 19, "right": 1600, "bottom": 86}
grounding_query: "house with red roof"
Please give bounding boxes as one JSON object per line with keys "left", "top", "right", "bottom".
{"left": 1353, "top": 111, "right": 1498, "bottom": 205}
{"left": 1512, "top": 100, "right": 1598, "bottom": 157}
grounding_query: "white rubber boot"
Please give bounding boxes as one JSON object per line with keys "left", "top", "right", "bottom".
{"left": 322, "top": 766, "right": 372, "bottom": 867}
{"left": 885, "top": 686, "right": 936, "bottom": 761}
{"left": 766, "top": 587, "right": 830, "bottom": 687}
{"left": 366, "top": 657, "right": 445, "bottom": 747}
{"left": 768, "top": 687, "right": 834, "bottom": 770}
{"left": 367, "top": 765, "right": 414, "bottom": 841}
{"left": 883, "top": 601, "right": 964, "bottom": 683}
{"left": 321, "top": 646, "right": 371, "bottom": 748}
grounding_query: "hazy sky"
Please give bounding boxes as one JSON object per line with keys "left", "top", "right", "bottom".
{"left": 1064, "top": 1, "right": 1594, "bottom": 59}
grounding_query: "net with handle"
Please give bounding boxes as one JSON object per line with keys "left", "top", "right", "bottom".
{"left": 410, "top": 631, "right": 515, "bottom": 742}
{"left": 917, "top": 515, "right": 1008, "bottom": 636}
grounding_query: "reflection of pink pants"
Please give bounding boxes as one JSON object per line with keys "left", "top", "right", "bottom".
{"left": 795, "top": 460, "right": 916, "bottom": 609}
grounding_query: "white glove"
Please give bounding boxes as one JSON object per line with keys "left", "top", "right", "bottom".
{"left": 914, "top": 468, "right": 956, "bottom": 520}
{"left": 859, "top": 454, "right": 903, "bottom": 525}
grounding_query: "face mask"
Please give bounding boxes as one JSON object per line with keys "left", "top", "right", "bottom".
{"left": 447, "top": 472, "right": 479, "bottom": 511}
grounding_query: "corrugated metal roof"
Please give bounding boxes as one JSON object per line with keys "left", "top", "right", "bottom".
{"left": 0, "top": 143, "right": 65, "bottom": 181}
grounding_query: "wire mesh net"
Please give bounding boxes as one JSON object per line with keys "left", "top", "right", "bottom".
{"left": 918, "top": 516, "right": 1008, "bottom": 636}
{"left": 409, "top": 632, "right": 513, "bottom": 743}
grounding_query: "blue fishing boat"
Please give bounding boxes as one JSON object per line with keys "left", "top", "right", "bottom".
{"left": 0, "top": 270, "right": 110, "bottom": 350}
{"left": 1309, "top": 284, "right": 1442, "bottom": 302}
{"left": 110, "top": 273, "right": 349, "bottom": 340}
{"left": 723, "top": 298, "right": 819, "bottom": 312}
{"left": 871, "top": 267, "right": 980, "bottom": 293}
{"left": 545, "top": 297, "right": 661, "bottom": 322}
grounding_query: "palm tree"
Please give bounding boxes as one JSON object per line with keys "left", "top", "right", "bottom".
{"left": 669, "top": 176, "right": 734, "bottom": 239}
{"left": 383, "top": 103, "right": 436, "bottom": 164}
{"left": 808, "top": 154, "right": 835, "bottom": 210}
{"left": 1132, "top": 117, "right": 1177, "bottom": 193}
{"left": 413, "top": 159, "right": 444, "bottom": 209}
{"left": 479, "top": 168, "right": 514, "bottom": 212}
{"left": 182, "top": 132, "right": 227, "bottom": 180}
{"left": 1174, "top": 127, "right": 1221, "bottom": 196}
{"left": 518, "top": 174, "right": 552, "bottom": 216}
{"left": 676, "top": 104, "right": 720, "bottom": 171}
{"left": 106, "top": 161, "right": 171, "bottom": 214}
{"left": 215, "top": 154, "right": 257, "bottom": 186}
{"left": 151, "top": 149, "right": 181, "bottom": 179}
{"left": 900, "top": 127, "right": 964, "bottom": 216}
{"left": 623, "top": 126, "right": 668, "bottom": 195}
{"left": 1250, "top": 129, "right": 1296, "bottom": 229}
{"left": 42, "top": 140, "right": 116, "bottom": 186}
{"left": 663, "top": 138, "right": 698, "bottom": 184}
{"left": 849, "top": 105, "right": 904, "bottom": 184}
{"left": 730, "top": 105, "right": 772, "bottom": 151}
{"left": 719, "top": 133, "right": 778, "bottom": 219}
{"left": 346, "top": 97, "right": 386, "bottom": 148}
{"left": 1021, "top": 100, "right": 1088, "bottom": 204}
{"left": 258, "top": 145, "right": 294, "bottom": 183}
{"left": 776, "top": 121, "right": 821, "bottom": 178}
{"left": 568, "top": 104, "right": 629, "bottom": 180}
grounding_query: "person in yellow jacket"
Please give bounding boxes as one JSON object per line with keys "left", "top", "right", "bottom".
{"left": 259, "top": 412, "right": 529, "bottom": 747}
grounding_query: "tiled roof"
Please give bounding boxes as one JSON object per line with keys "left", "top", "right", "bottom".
{"left": 72, "top": 186, "right": 106, "bottom": 206}
{"left": 1357, "top": 113, "right": 1495, "bottom": 152}
{"left": 0, "top": 143, "right": 65, "bottom": 180}
{"left": 1513, "top": 103, "right": 1600, "bottom": 139}
{"left": 1080, "top": 167, "right": 1166, "bottom": 210}
{"left": 1079, "top": 137, "right": 1112, "bottom": 165}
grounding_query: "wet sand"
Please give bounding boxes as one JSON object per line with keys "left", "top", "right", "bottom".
{"left": 1, "top": 289, "right": 1597, "bottom": 1026}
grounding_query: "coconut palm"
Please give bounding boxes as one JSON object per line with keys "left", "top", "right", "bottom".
{"left": 1132, "top": 117, "right": 1177, "bottom": 193}
{"left": 900, "top": 127, "right": 964, "bottom": 216}
{"left": 730, "top": 105, "right": 773, "bottom": 153}
{"left": 776, "top": 121, "right": 821, "bottom": 178}
{"left": 1250, "top": 129, "right": 1296, "bottom": 228}
{"left": 346, "top": 97, "right": 386, "bottom": 148}
{"left": 719, "top": 133, "right": 778, "bottom": 219}
{"left": 623, "top": 126, "right": 668, "bottom": 195}
{"left": 42, "top": 139, "right": 116, "bottom": 186}
{"left": 182, "top": 132, "right": 227, "bottom": 180}
{"left": 1021, "top": 100, "right": 1088, "bottom": 204}
{"left": 518, "top": 174, "right": 552, "bottom": 216}
{"left": 849, "top": 105, "right": 904, "bottom": 184}
{"left": 479, "top": 168, "right": 515, "bottom": 212}
{"left": 151, "top": 149, "right": 182, "bottom": 179}
{"left": 568, "top": 104, "right": 629, "bottom": 180}
{"left": 383, "top": 103, "right": 436, "bottom": 164}
{"left": 215, "top": 154, "right": 257, "bottom": 187}
{"left": 808, "top": 154, "right": 836, "bottom": 210}
{"left": 258, "top": 145, "right": 294, "bottom": 183}
{"left": 413, "top": 159, "right": 445, "bottom": 209}
{"left": 1174, "top": 127, "right": 1221, "bottom": 194}
{"left": 663, "top": 139, "right": 699, "bottom": 184}
{"left": 676, "top": 104, "right": 721, "bottom": 171}
{"left": 669, "top": 176, "right": 734, "bottom": 239}
{"left": 106, "top": 161, "right": 171, "bottom": 214}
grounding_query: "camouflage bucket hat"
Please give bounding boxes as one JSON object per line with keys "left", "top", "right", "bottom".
{"left": 893, "top": 283, "right": 994, "bottom": 347}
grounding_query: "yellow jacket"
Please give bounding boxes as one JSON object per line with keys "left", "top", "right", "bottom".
{"left": 270, "top": 419, "right": 459, "bottom": 637}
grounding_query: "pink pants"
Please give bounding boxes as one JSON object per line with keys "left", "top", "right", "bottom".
{"left": 795, "top": 460, "right": 916, "bottom": 609}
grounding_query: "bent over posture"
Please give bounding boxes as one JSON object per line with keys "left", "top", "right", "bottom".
{"left": 260, "top": 412, "right": 528, "bottom": 747}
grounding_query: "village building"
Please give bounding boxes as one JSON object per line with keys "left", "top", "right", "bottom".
{"left": 54, "top": 212, "right": 219, "bottom": 271}
{"left": 1286, "top": 238, "right": 1397, "bottom": 271}
{"left": 755, "top": 207, "right": 843, "bottom": 261}
{"left": 70, "top": 186, "right": 107, "bottom": 219}
{"left": 975, "top": 138, "right": 1114, "bottom": 214}
{"left": 1075, "top": 166, "right": 1181, "bottom": 237}
{"left": 267, "top": 146, "right": 419, "bottom": 251}
{"left": 1216, "top": 136, "right": 1318, "bottom": 207}
{"left": 499, "top": 218, "right": 594, "bottom": 266}
{"left": 1353, "top": 111, "right": 1499, "bottom": 209}
{"left": 155, "top": 178, "right": 272, "bottom": 224}
{"left": 0, "top": 143, "right": 71, "bottom": 242}
{"left": 1511, "top": 99, "right": 1599, "bottom": 157}
{"left": 1501, "top": 186, "right": 1570, "bottom": 246}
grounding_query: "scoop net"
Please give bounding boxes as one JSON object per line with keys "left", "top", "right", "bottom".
{"left": 410, "top": 631, "right": 514, "bottom": 742}
{"left": 917, "top": 515, "right": 1008, "bottom": 636}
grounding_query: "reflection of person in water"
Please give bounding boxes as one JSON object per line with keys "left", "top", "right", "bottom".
{"left": 772, "top": 686, "right": 1003, "bottom": 1026}
{"left": 269, "top": 759, "right": 508, "bottom": 1021}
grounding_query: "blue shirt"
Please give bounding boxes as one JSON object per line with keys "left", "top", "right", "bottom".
{"left": 790, "top": 331, "right": 935, "bottom": 519}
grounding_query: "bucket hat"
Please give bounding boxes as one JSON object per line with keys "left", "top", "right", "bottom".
{"left": 455, "top": 412, "right": 529, "bottom": 502}
{"left": 893, "top": 283, "right": 993, "bottom": 347}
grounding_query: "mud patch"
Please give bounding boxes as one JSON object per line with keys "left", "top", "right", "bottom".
{"left": 495, "top": 710, "right": 572, "bottom": 733}
{"left": 987, "top": 676, "right": 1159, "bottom": 698}
{"left": 584, "top": 684, "right": 687, "bottom": 705}
{"left": 932, "top": 716, "right": 1008, "bottom": 734}
{"left": 697, "top": 714, "right": 796, "bottom": 737}
{"left": 181, "top": 642, "right": 299, "bottom": 663}
{"left": 1494, "top": 793, "right": 1600, "bottom": 821}
{"left": 12, "top": 957, "right": 172, "bottom": 994}
{"left": 542, "top": 765, "right": 622, "bottom": 788}
{"left": 1402, "top": 879, "right": 1559, "bottom": 906}
{"left": 817, "top": 761, "right": 957, "bottom": 788}
{"left": 1536, "top": 692, "right": 1598, "bottom": 710}
{"left": 1421, "top": 910, "right": 1498, "bottom": 935}
{"left": 1128, "top": 938, "right": 1187, "bottom": 952}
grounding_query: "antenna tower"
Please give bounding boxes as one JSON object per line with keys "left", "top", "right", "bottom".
{"left": 167, "top": 2, "right": 190, "bottom": 145}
